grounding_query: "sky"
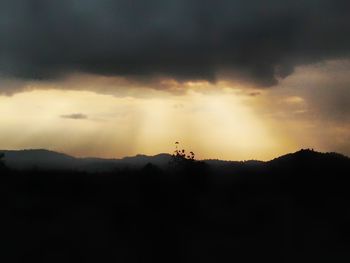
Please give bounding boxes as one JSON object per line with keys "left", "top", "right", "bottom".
{"left": 0, "top": 0, "right": 349, "bottom": 160}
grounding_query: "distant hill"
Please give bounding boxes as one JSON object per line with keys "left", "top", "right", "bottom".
{"left": 1, "top": 149, "right": 77, "bottom": 171}
{"left": 0, "top": 149, "right": 173, "bottom": 172}
{"left": 266, "top": 149, "right": 350, "bottom": 175}
{"left": 269, "top": 149, "right": 349, "bottom": 164}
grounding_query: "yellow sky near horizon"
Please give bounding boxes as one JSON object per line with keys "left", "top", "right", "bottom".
{"left": 0, "top": 60, "right": 349, "bottom": 161}
{"left": 0, "top": 87, "right": 300, "bottom": 160}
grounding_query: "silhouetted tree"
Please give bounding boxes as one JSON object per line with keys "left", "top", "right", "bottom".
{"left": 169, "top": 142, "right": 209, "bottom": 193}
{"left": 172, "top": 142, "right": 195, "bottom": 164}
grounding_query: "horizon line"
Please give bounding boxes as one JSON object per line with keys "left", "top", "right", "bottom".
{"left": 1, "top": 148, "right": 348, "bottom": 163}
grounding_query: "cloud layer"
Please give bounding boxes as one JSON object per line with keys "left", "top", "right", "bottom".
{"left": 0, "top": 0, "right": 350, "bottom": 87}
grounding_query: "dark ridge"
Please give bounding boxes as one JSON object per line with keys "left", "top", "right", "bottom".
{"left": 269, "top": 148, "right": 349, "bottom": 163}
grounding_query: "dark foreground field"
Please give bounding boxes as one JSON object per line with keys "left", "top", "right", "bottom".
{"left": 1, "top": 149, "right": 350, "bottom": 262}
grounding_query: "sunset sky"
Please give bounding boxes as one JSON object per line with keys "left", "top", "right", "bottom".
{"left": 0, "top": 0, "right": 349, "bottom": 160}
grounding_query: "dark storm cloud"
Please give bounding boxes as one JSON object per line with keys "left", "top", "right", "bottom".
{"left": 60, "top": 113, "right": 88, "bottom": 120}
{"left": 0, "top": 0, "right": 350, "bottom": 87}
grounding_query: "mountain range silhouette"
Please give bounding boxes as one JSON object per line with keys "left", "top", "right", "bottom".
{"left": 2, "top": 148, "right": 348, "bottom": 172}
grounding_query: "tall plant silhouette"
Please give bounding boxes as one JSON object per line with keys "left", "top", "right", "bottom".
{"left": 170, "top": 142, "right": 196, "bottom": 168}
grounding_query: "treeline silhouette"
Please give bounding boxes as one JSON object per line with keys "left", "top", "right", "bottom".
{"left": 1, "top": 149, "right": 350, "bottom": 262}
